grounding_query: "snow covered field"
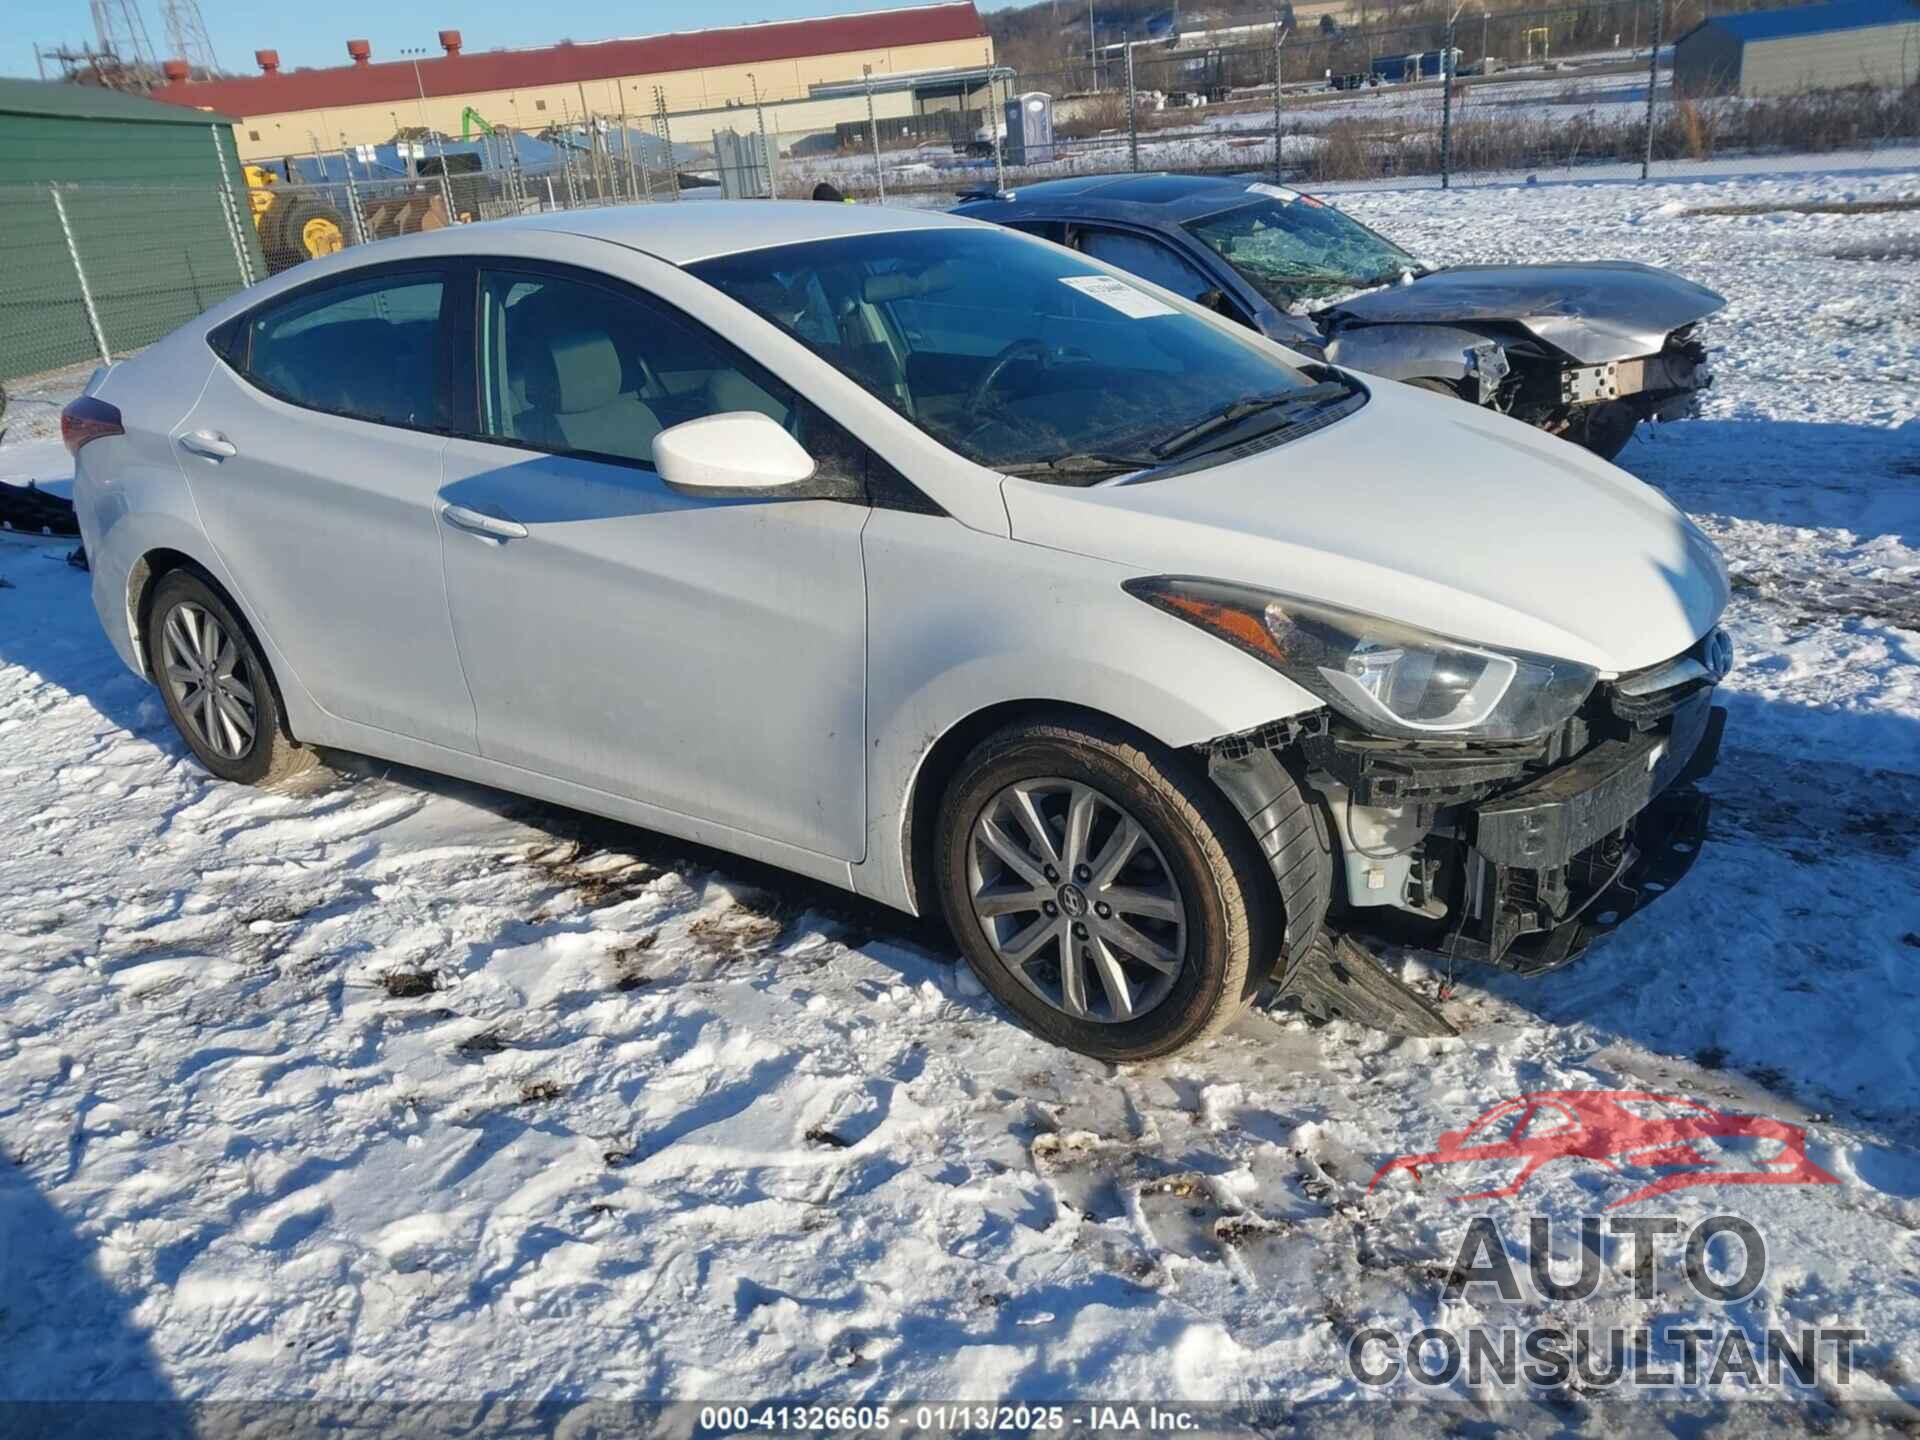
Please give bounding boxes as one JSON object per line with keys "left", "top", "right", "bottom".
{"left": 1, "top": 166, "right": 1917, "bottom": 1426}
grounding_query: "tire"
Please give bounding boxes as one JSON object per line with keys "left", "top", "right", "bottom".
{"left": 256, "top": 203, "right": 298, "bottom": 274}
{"left": 275, "top": 198, "right": 348, "bottom": 267}
{"left": 1570, "top": 401, "right": 1638, "bottom": 462}
{"left": 936, "top": 716, "right": 1281, "bottom": 1061}
{"left": 1404, "top": 377, "right": 1462, "bottom": 399}
{"left": 145, "top": 570, "right": 317, "bottom": 788}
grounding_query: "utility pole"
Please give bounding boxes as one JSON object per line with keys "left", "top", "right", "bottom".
{"left": 1124, "top": 32, "right": 1139, "bottom": 172}
{"left": 1641, "top": 0, "right": 1663, "bottom": 180}
{"left": 402, "top": 47, "right": 456, "bottom": 218}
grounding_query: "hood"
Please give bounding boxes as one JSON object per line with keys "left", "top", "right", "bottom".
{"left": 1320, "top": 261, "right": 1725, "bottom": 364}
{"left": 1001, "top": 381, "right": 1728, "bottom": 675}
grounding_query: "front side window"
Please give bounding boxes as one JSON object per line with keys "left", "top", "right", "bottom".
{"left": 477, "top": 268, "right": 795, "bottom": 468}
{"left": 690, "top": 228, "right": 1333, "bottom": 478}
{"left": 1075, "top": 226, "right": 1218, "bottom": 303}
{"left": 245, "top": 271, "right": 446, "bottom": 428}
{"left": 1183, "top": 195, "right": 1421, "bottom": 308}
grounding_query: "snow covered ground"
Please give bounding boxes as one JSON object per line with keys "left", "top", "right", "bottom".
{"left": 1, "top": 165, "right": 1917, "bottom": 1425}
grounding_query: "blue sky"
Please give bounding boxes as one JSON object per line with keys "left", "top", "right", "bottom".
{"left": 3, "top": 0, "right": 1022, "bottom": 82}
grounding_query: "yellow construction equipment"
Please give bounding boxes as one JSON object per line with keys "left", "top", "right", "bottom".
{"left": 243, "top": 162, "right": 452, "bottom": 274}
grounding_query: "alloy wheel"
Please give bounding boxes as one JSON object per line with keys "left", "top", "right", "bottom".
{"left": 161, "top": 601, "right": 257, "bottom": 761}
{"left": 966, "top": 777, "right": 1188, "bottom": 1024}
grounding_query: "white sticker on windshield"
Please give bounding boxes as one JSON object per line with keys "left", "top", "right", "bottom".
{"left": 1247, "top": 181, "right": 1300, "bottom": 201}
{"left": 1059, "top": 274, "right": 1177, "bottom": 319}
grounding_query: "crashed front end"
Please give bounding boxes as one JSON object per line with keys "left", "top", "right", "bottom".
{"left": 1317, "top": 261, "right": 1725, "bottom": 451}
{"left": 1497, "top": 322, "right": 1714, "bottom": 451}
{"left": 1206, "top": 627, "right": 1731, "bottom": 980}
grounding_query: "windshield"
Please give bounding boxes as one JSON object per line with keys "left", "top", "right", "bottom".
{"left": 688, "top": 228, "right": 1332, "bottom": 477}
{"left": 1183, "top": 193, "right": 1421, "bottom": 308}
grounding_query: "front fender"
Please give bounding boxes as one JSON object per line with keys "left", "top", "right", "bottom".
{"left": 849, "top": 509, "right": 1322, "bottom": 914}
{"left": 1324, "top": 322, "right": 1503, "bottom": 387}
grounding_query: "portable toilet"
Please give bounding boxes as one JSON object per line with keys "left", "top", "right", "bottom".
{"left": 1004, "top": 92, "right": 1055, "bottom": 166}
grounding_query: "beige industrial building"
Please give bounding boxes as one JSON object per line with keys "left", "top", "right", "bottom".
{"left": 1672, "top": 0, "right": 1920, "bottom": 96}
{"left": 148, "top": 2, "right": 996, "bottom": 158}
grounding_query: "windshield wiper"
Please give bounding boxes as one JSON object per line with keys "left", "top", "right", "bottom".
{"left": 997, "top": 451, "right": 1160, "bottom": 481}
{"left": 1150, "top": 380, "right": 1356, "bottom": 459}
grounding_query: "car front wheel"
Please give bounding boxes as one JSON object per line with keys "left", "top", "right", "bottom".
{"left": 937, "top": 717, "right": 1279, "bottom": 1061}
{"left": 145, "top": 569, "right": 317, "bottom": 787}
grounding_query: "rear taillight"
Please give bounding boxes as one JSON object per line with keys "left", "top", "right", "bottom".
{"left": 61, "top": 395, "right": 124, "bottom": 455}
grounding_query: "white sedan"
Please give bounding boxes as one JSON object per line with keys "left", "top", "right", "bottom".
{"left": 66, "top": 202, "right": 1730, "bottom": 1059}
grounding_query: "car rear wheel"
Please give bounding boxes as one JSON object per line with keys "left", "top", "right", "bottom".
{"left": 145, "top": 570, "right": 317, "bottom": 787}
{"left": 936, "top": 716, "right": 1278, "bottom": 1061}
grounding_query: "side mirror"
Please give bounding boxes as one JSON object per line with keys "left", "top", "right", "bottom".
{"left": 653, "top": 411, "right": 817, "bottom": 498}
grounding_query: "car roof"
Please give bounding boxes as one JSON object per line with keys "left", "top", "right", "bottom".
{"left": 955, "top": 172, "right": 1279, "bottom": 226}
{"left": 398, "top": 199, "right": 986, "bottom": 267}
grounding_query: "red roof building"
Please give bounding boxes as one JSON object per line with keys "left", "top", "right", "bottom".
{"left": 147, "top": 3, "right": 989, "bottom": 120}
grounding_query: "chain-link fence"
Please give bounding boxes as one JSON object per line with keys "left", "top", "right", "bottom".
{"left": 928, "top": 0, "right": 1919, "bottom": 196}
{"left": 0, "top": 182, "right": 261, "bottom": 382}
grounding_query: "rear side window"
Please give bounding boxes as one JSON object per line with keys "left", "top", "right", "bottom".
{"left": 1005, "top": 220, "right": 1067, "bottom": 244}
{"left": 242, "top": 271, "right": 447, "bottom": 430}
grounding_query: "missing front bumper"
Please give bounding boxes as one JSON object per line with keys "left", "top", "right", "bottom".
{"left": 1446, "top": 699, "right": 1725, "bottom": 974}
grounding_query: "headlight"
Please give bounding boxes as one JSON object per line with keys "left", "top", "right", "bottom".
{"left": 1125, "top": 577, "right": 1597, "bottom": 742}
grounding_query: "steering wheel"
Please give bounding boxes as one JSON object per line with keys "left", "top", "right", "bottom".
{"left": 965, "top": 337, "right": 1052, "bottom": 416}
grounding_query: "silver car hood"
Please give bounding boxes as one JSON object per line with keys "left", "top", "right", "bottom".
{"left": 1319, "top": 261, "right": 1725, "bottom": 364}
{"left": 1003, "top": 380, "right": 1729, "bottom": 675}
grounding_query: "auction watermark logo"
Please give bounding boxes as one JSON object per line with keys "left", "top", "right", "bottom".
{"left": 1349, "top": 1090, "right": 1856, "bottom": 1394}
{"left": 1366, "top": 1090, "right": 1838, "bottom": 1210}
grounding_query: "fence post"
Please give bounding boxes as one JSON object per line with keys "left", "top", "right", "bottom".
{"left": 654, "top": 87, "right": 680, "bottom": 201}
{"left": 991, "top": 70, "right": 1006, "bottom": 194}
{"left": 213, "top": 183, "right": 251, "bottom": 284}
{"left": 50, "top": 187, "right": 110, "bottom": 366}
{"left": 1272, "top": 16, "right": 1287, "bottom": 182}
{"left": 614, "top": 101, "right": 634, "bottom": 203}
{"left": 210, "top": 126, "right": 256, "bottom": 285}
{"left": 1440, "top": 8, "right": 1458, "bottom": 189}
{"left": 749, "top": 74, "right": 775, "bottom": 198}
{"left": 865, "top": 67, "right": 886, "bottom": 203}
{"left": 339, "top": 146, "right": 368, "bottom": 244}
{"left": 1125, "top": 35, "right": 1140, "bottom": 172}
{"left": 1642, "top": 0, "right": 1664, "bottom": 180}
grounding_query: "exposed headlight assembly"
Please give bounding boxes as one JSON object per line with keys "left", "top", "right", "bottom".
{"left": 1125, "top": 577, "right": 1597, "bottom": 742}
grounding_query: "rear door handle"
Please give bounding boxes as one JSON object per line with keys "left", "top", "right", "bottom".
{"left": 179, "top": 429, "right": 237, "bottom": 459}
{"left": 440, "top": 503, "right": 529, "bottom": 542}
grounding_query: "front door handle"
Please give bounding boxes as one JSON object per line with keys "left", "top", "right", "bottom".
{"left": 440, "top": 503, "right": 529, "bottom": 542}
{"left": 179, "top": 429, "right": 237, "bottom": 459}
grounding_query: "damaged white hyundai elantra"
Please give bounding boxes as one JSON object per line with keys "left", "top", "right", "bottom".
{"left": 67, "top": 201, "right": 1730, "bottom": 1060}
